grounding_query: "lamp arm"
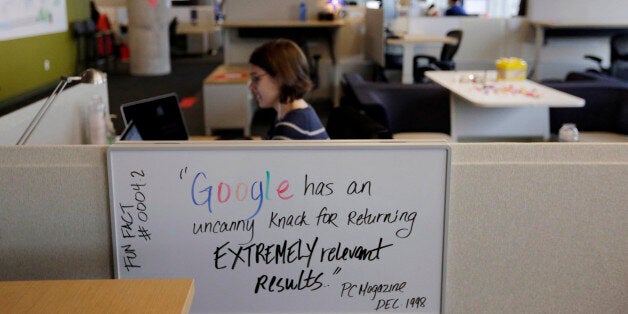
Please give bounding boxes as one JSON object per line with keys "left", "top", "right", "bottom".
{"left": 16, "top": 79, "right": 70, "bottom": 145}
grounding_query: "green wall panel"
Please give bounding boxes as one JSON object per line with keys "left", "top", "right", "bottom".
{"left": 0, "top": 1, "right": 89, "bottom": 103}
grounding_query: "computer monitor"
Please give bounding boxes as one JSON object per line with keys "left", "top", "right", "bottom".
{"left": 120, "top": 93, "right": 189, "bottom": 140}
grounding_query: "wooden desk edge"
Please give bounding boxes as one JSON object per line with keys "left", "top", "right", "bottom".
{"left": 182, "top": 279, "right": 195, "bottom": 314}
{"left": 0, "top": 278, "right": 195, "bottom": 314}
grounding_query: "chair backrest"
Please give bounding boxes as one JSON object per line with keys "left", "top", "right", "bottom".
{"left": 546, "top": 82, "right": 628, "bottom": 134}
{"left": 85, "top": 19, "right": 97, "bottom": 34}
{"left": 610, "top": 33, "right": 628, "bottom": 63}
{"left": 341, "top": 73, "right": 450, "bottom": 135}
{"left": 72, "top": 21, "right": 87, "bottom": 37}
{"left": 610, "top": 34, "right": 628, "bottom": 80}
{"left": 440, "top": 30, "right": 463, "bottom": 62}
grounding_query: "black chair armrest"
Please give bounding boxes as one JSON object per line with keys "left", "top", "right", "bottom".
{"left": 584, "top": 55, "right": 602, "bottom": 64}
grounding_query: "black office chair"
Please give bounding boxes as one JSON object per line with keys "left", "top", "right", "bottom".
{"left": 169, "top": 17, "right": 188, "bottom": 57}
{"left": 584, "top": 33, "right": 628, "bottom": 81}
{"left": 412, "top": 29, "right": 463, "bottom": 83}
{"left": 72, "top": 19, "right": 111, "bottom": 73}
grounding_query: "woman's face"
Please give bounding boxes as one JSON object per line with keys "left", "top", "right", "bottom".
{"left": 249, "top": 65, "right": 281, "bottom": 109}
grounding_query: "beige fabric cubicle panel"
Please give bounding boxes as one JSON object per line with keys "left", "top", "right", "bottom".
{"left": 0, "top": 146, "right": 112, "bottom": 280}
{"left": 446, "top": 143, "right": 627, "bottom": 313}
{"left": 0, "top": 143, "right": 626, "bottom": 313}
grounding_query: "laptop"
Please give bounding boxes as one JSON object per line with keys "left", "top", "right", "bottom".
{"left": 120, "top": 93, "right": 189, "bottom": 141}
{"left": 118, "top": 120, "right": 143, "bottom": 141}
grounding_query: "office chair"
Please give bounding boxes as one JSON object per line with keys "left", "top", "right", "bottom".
{"left": 73, "top": 18, "right": 117, "bottom": 74}
{"left": 169, "top": 18, "right": 188, "bottom": 57}
{"left": 412, "top": 29, "right": 463, "bottom": 83}
{"left": 584, "top": 33, "right": 628, "bottom": 81}
{"left": 72, "top": 20, "right": 90, "bottom": 73}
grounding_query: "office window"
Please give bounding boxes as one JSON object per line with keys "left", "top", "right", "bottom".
{"left": 464, "top": 0, "right": 488, "bottom": 15}
{"left": 487, "top": 0, "right": 521, "bottom": 17}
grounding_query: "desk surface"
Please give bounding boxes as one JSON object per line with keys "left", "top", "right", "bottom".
{"left": 176, "top": 22, "right": 217, "bottom": 34}
{"left": 204, "top": 64, "right": 250, "bottom": 84}
{"left": 386, "top": 34, "right": 458, "bottom": 45}
{"left": 426, "top": 71, "right": 585, "bottom": 108}
{"left": 220, "top": 19, "right": 345, "bottom": 28}
{"left": 0, "top": 278, "right": 195, "bottom": 313}
{"left": 529, "top": 19, "right": 628, "bottom": 28}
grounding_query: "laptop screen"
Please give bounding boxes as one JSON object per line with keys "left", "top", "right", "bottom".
{"left": 118, "top": 120, "right": 143, "bottom": 141}
{"left": 120, "top": 93, "right": 189, "bottom": 141}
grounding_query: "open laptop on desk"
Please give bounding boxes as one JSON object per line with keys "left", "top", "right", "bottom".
{"left": 120, "top": 93, "right": 189, "bottom": 141}
{"left": 118, "top": 120, "right": 143, "bottom": 141}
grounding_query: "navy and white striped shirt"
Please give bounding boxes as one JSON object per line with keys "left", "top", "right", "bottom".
{"left": 267, "top": 106, "right": 330, "bottom": 140}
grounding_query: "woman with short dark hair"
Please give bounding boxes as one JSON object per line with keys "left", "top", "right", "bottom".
{"left": 248, "top": 39, "right": 329, "bottom": 140}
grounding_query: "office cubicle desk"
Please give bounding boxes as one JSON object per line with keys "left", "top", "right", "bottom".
{"left": 176, "top": 21, "right": 221, "bottom": 55}
{"left": 426, "top": 70, "right": 585, "bottom": 141}
{"left": 529, "top": 19, "right": 628, "bottom": 80}
{"left": 0, "top": 279, "right": 194, "bottom": 313}
{"left": 386, "top": 34, "right": 459, "bottom": 84}
{"left": 220, "top": 19, "right": 345, "bottom": 64}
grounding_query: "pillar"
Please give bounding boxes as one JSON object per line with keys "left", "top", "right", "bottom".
{"left": 127, "top": 0, "right": 171, "bottom": 76}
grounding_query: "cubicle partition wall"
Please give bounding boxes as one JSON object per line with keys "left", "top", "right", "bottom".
{"left": 1, "top": 142, "right": 626, "bottom": 313}
{"left": 0, "top": 145, "right": 112, "bottom": 280}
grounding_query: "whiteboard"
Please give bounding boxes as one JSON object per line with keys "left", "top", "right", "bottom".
{"left": 108, "top": 141, "right": 450, "bottom": 313}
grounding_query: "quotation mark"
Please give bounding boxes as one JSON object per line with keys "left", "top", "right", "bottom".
{"left": 179, "top": 166, "right": 188, "bottom": 180}
{"left": 333, "top": 267, "right": 342, "bottom": 275}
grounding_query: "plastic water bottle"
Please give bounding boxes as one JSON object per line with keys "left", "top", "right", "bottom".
{"left": 558, "top": 123, "right": 579, "bottom": 142}
{"left": 88, "top": 95, "right": 107, "bottom": 144}
{"left": 299, "top": 2, "right": 307, "bottom": 21}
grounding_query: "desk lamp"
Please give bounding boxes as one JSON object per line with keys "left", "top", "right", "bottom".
{"left": 16, "top": 68, "right": 107, "bottom": 145}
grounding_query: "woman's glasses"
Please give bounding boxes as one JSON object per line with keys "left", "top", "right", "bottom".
{"left": 249, "top": 73, "right": 269, "bottom": 84}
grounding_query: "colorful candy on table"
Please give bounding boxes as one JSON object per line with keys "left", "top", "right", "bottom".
{"left": 456, "top": 56, "right": 539, "bottom": 99}
{"left": 471, "top": 82, "right": 540, "bottom": 98}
